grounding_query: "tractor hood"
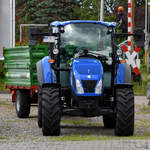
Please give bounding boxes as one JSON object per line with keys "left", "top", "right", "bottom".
{"left": 71, "top": 58, "right": 104, "bottom": 96}
{"left": 72, "top": 58, "right": 103, "bottom": 78}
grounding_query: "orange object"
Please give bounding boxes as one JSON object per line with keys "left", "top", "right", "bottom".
{"left": 120, "top": 59, "right": 126, "bottom": 63}
{"left": 12, "top": 90, "right": 15, "bottom": 95}
{"left": 48, "top": 59, "right": 55, "bottom": 63}
{"left": 118, "top": 6, "right": 124, "bottom": 12}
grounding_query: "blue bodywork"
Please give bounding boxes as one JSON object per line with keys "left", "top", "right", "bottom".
{"left": 41, "top": 56, "right": 104, "bottom": 96}
{"left": 42, "top": 56, "right": 56, "bottom": 83}
{"left": 41, "top": 56, "right": 126, "bottom": 92}
{"left": 70, "top": 58, "right": 104, "bottom": 96}
{"left": 115, "top": 64, "right": 125, "bottom": 84}
{"left": 51, "top": 20, "right": 116, "bottom": 27}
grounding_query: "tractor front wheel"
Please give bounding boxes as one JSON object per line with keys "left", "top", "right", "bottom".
{"left": 115, "top": 88, "right": 134, "bottom": 136}
{"left": 42, "top": 87, "right": 61, "bottom": 136}
{"left": 15, "top": 90, "right": 30, "bottom": 118}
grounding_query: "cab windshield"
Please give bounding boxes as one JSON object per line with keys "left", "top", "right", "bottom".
{"left": 61, "top": 23, "right": 112, "bottom": 58}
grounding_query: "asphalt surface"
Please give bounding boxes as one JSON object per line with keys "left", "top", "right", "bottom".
{"left": 0, "top": 140, "right": 150, "bottom": 150}
{"left": 0, "top": 94, "right": 150, "bottom": 150}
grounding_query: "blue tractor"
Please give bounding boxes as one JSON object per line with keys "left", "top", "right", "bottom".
{"left": 35, "top": 21, "right": 134, "bottom": 136}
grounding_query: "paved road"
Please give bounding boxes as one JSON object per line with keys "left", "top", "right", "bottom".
{"left": 0, "top": 94, "right": 150, "bottom": 150}
{"left": 0, "top": 140, "right": 150, "bottom": 150}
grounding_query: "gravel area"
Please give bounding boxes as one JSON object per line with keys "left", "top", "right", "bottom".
{"left": 0, "top": 94, "right": 150, "bottom": 150}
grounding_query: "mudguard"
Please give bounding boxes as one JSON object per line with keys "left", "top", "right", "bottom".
{"left": 36, "top": 56, "right": 56, "bottom": 86}
{"left": 115, "top": 63, "right": 131, "bottom": 84}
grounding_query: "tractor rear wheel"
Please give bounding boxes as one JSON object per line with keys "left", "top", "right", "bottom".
{"left": 103, "top": 115, "right": 115, "bottom": 129}
{"left": 115, "top": 88, "right": 134, "bottom": 136}
{"left": 15, "top": 90, "right": 30, "bottom": 118}
{"left": 42, "top": 87, "right": 61, "bottom": 136}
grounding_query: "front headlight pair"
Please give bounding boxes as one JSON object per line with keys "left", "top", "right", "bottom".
{"left": 76, "top": 79, "right": 102, "bottom": 94}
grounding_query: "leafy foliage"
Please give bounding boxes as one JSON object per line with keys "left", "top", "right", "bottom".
{"left": 135, "top": 0, "right": 145, "bottom": 6}
{"left": 16, "top": 0, "right": 79, "bottom": 24}
{"left": 74, "top": 0, "right": 100, "bottom": 20}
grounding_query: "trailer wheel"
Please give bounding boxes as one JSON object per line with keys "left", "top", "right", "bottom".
{"left": 115, "top": 88, "right": 134, "bottom": 136}
{"left": 38, "top": 88, "right": 42, "bottom": 128}
{"left": 42, "top": 87, "right": 60, "bottom": 136}
{"left": 15, "top": 90, "right": 30, "bottom": 118}
{"left": 103, "top": 115, "right": 115, "bottom": 129}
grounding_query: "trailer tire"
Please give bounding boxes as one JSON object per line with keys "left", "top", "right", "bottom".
{"left": 42, "top": 87, "right": 60, "bottom": 136}
{"left": 115, "top": 88, "right": 134, "bottom": 136}
{"left": 103, "top": 115, "right": 115, "bottom": 129}
{"left": 15, "top": 90, "right": 30, "bottom": 118}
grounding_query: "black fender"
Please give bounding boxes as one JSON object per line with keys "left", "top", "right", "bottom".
{"left": 116, "top": 63, "right": 132, "bottom": 84}
{"left": 124, "top": 63, "right": 131, "bottom": 84}
{"left": 36, "top": 60, "right": 44, "bottom": 89}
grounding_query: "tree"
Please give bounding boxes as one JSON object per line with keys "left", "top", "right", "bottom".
{"left": 16, "top": 0, "right": 79, "bottom": 24}
{"left": 74, "top": 0, "right": 100, "bottom": 20}
{"left": 15, "top": 0, "right": 80, "bottom": 42}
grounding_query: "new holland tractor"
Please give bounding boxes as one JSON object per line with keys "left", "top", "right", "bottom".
{"left": 35, "top": 20, "right": 135, "bottom": 136}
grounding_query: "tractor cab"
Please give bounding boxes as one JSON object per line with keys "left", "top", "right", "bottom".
{"left": 50, "top": 21, "right": 116, "bottom": 93}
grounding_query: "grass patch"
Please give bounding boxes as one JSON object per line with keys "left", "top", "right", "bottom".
{"left": 0, "top": 137, "right": 9, "bottom": 140}
{"left": 135, "top": 119, "right": 150, "bottom": 128}
{"left": 48, "top": 134, "right": 150, "bottom": 141}
{"left": 136, "top": 105, "right": 150, "bottom": 114}
{"left": 61, "top": 119, "right": 88, "bottom": 125}
{"left": 0, "top": 74, "right": 8, "bottom": 91}
{"left": 49, "top": 135, "right": 117, "bottom": 141}
{"left": 31, "top": 137, "right": 39, "bottom": 141}
{"left": 133, "top": 63, "right": 150, "bottom": 96}
{"left": 0, "top": 74, "right": 5, "bottom": 91}
{"left": 61, "top": 118, "right": 101, "bottom": 126}
{"left": 133, "top": 82, "right": 146, "bottom": 96}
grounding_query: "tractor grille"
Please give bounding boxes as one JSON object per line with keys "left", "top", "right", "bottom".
{"left": 81, "top": 80, "right": 97, "bottom": 93}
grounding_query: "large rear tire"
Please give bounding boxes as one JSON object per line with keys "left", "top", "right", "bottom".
{"left": 15, "top": 90, "right": 30, "bottom": 118}
{"left": 42, "top": 87, "right": 61, "bottom": 136}
{"left": 115, "top": 88, "right": 134, "bottom": 136}
{"left": 103, "top": 115, "right": 115, "bottom": 129}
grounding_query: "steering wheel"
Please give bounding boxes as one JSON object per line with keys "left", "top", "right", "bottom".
{"left": 74, "top": 47, "right": 94, "bottom": 58}
{"left": 74, "top": 47, "right": 108, "bottom": 62}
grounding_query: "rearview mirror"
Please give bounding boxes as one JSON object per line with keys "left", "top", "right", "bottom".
{"left": 28, "top": 28, "right": 38, "bottom": 46}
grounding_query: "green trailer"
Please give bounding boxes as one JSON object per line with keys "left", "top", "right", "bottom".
{"left": 4, "top": 45, "right": 49, "bottom": 118}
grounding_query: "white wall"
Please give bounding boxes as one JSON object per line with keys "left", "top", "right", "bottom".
{"left": 0, "top": 0, "right": 15, "bottom": 58}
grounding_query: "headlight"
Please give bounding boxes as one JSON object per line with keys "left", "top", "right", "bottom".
{"left": 95, "top": 79, "right": 102, "bottom": 94}
{"left": 76, "top": 79, "right": 84, "bottom": 94}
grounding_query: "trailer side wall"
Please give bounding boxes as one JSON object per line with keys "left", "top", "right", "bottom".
{"left": 4, "top": 46, "right": 49, "bottom": 88}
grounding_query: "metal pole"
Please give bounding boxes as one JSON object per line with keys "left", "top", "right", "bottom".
{"left": 147, "top": 0, "right": 149, "bottom": 74}
{"left": 128, "top": 0, "right": 132, "bottom": 52}
{"left": 100, "top": 0, "right": 104, "bottom": 21}
{"left": 145, "top": 0, "right": 149, "bottom": 73}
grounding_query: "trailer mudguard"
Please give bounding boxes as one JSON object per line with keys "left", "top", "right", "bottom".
{"left": 36, "top": 56, "right": 56, "bottom": 86}
{"left": 115, "top": 63, "right": 131, "bottom": 84}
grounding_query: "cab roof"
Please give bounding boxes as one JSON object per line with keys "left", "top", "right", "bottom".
{"left": 51, "top": 20, "right": 116, "bottom": 27}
